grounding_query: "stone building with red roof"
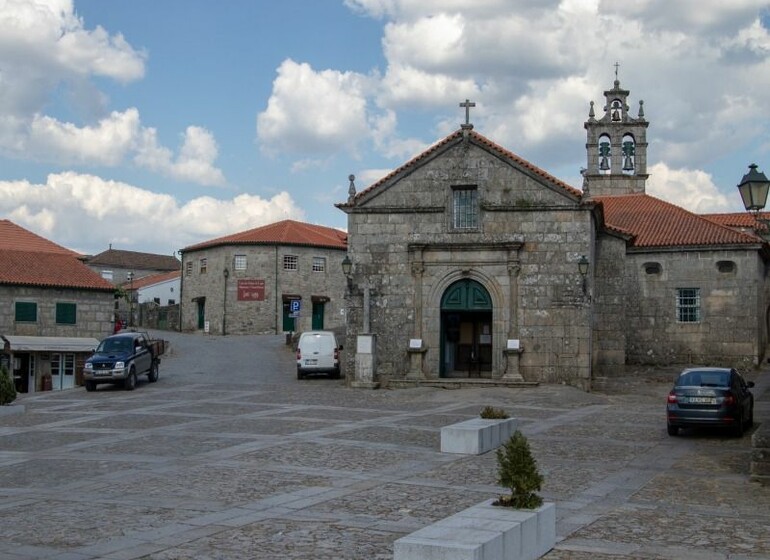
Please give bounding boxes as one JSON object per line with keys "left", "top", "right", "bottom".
{"left": 179, "top": 220, "right": 347, "bottom": 335}
{"left": 0, "top": 220, "right": 115, "bottom": 392}
{"left": 337, "top": 79, "right": 769, "bottom": 390}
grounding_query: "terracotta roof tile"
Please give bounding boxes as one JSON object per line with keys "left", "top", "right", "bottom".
{"left": 182, "top": 219, "right": 347, "bottom": 252}
{"left": 702, "top": 211, "right": 769, "bottom": 236}
{"left": 340, "top": 129, "right": 582, "bottom": 205}
{"left": 0, "top": 249, "right": 115, "bottom": 290}
{"left": 0, "top": 219, "right": 78, "bottom": 255}
{"left": 124, "top": 270, "right": 181, "bottom": 290}
{"left": 596, "top": 194, "right": 760, "bottom": 248}
{"left": 86, "top": 248, "right": 181, "bottom": 271}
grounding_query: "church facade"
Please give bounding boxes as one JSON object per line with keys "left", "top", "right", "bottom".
{"left": 338, "top": 79, "right": 769, "bottom": 390}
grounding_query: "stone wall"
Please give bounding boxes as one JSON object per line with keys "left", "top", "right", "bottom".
{"left": 138, "top": 303, "right": 180, "bottom": 332}
{"left": 592, "top": 234, "right": 629, "bottom": 371}
{"left": 180, "top": 244, "right": 346, "bottom": 335}
{"left": 624, "top": 249, "right": 764, "bottom": 367}
{"left": 344, "top": 139, "right": 594, "bottom": 389}
{"left": 0, "top": 285, "right": 114, "bottom": 339}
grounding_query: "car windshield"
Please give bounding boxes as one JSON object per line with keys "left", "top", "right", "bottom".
{"left": 677, "top": 370, "right": 729, "bottom": 387}
{"left": 98, "top": 338, "right": 132, "bottom": 353}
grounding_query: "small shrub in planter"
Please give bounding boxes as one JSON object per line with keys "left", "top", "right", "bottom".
{"left": 0, "top": 365, "right": 17, "bottom": 406}
{"left": 479, "top": 405, "right": 509, "bottom": 419}
{"left": 493, "top": 429, "right": 543, "bottom": 509}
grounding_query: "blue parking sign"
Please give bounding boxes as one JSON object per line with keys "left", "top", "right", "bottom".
{"left": 290, "top": 299, "right": 301, "bottom": 313}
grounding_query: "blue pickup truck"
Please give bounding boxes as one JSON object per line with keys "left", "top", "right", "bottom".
{"left": 83, "top": 331, "right": 164, "bottom": 391}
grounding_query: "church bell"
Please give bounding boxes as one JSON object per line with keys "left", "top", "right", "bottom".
{"left": 600, "top": 157, "right": 610, "bottom": 171}
{"left": 622, "top": 155, "right": 634, "bottom": 171}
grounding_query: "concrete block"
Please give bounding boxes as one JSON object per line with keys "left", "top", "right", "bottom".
{"left": 394, "top": 500, "right": 555, "bottom": 560}
{"left": 441, "top": 418, "right": 518, "bottom": 455}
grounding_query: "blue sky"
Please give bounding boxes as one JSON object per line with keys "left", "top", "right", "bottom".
{"left": 1, "top": 1, "right": 770, "bottom": 256}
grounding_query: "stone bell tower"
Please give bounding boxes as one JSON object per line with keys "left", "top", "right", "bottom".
{"left": 584, "top": 70, "right": 649, "bottom": 196}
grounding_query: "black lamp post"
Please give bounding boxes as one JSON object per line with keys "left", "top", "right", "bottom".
{"left": 737, "top": 164, "right": 770, "bottom": 214}
{"left": 222, "top": 267, "right": 229, "bottom": 335}
{"left": 341, "top": 255, "right": 353, "bottom": 291}
{"left": 127, "top": 271, "right": 134, "bottom": 327}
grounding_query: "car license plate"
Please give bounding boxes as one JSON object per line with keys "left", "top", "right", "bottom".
{"left": 689, "top": 396, "right": 716, "bottom": 404}
{"left": 304, "top": 359, "right": 317, "bottom": 365}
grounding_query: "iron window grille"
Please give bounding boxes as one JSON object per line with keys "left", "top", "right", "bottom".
{"left": 676, "top": 288, "right": 700, "bottom": 323}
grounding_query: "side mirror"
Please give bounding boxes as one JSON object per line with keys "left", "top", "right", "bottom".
{"left": 747, "top": 381, "right": 755, "bottom": 388}
{"left": 338, "top": 345, "right": 343, "bottom": 351}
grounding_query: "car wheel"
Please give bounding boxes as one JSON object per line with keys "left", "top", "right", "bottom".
{"left": 667, "top": 423, "right": 678, "bottom": 436}
{"left": 148, "top": 362, "right": 159, "bottom": 383}
{"left": 748, "top": 402, "right": 754, "bottom": 429}
{"left": 125, "top": 368, "right": 137, "bottom": 391}
{"left": 297, "top": 369, "right": 304, "bottom": 380}
{"left": 84, "top": 381, "right": 96, "bottom": 392}
{"left": 331, "top": 367, "right": 341, "bottom": 380}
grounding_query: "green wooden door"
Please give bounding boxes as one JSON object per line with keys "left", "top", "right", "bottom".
{"left": 312, "top": 302, "right": 325, "bottom": 330}
{"left": 440, "top": 280, "right": 493, "bottom": 377}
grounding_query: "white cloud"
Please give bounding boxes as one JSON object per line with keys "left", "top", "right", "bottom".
{"left": 27, "top": 109, "right": 140, "bottom": 165}
{"left": 135, "top": 126, "right": 226, "bottom": 187}
{"left": 257, "top": 59, "right": 373, "bottom": 158}
{"left": 0, "top": 0, "right": 225, "bottom": 187}
{"left": 646, "top": 163, "right": 732, "bottom": 213}
{"left": 0, "top": 172, "right": 304, "bottom": 255}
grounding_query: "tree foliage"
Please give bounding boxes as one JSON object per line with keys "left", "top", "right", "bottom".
{"left": 0, "top": 364, "right": 17, "bottom": 406}
{"left": 494, "top": 429, "right": 543, "bottom": 509}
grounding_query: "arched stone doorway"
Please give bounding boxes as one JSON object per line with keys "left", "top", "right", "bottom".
{"left": 440, "top": 279, "right": 493, "bottom": 378}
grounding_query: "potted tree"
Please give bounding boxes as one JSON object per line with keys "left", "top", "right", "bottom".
{"left": 0, "top": 364, "right": 23, "bottom": 417}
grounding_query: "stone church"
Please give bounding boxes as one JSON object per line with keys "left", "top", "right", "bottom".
{"left": 338, "top": 79, "right": 769, "bottom": 390}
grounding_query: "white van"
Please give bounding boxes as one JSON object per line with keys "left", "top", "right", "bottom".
{"left": 296, "top": 331, "right": 342, "bottom": 379}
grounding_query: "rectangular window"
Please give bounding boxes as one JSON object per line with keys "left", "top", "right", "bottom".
{"left": 199, "top": 258, "right": 207, "bottom": 274}
{"left": 283, "top": 255, "right": 298, "bottom": 271}
{"left": 55, "top": 303, "right": 77, "bottom": 325}
{"left": 312, "top": 257, "right": 326, "bottom": 272}
{"left": 168, "top": 299, "right": 175, "bottom": 305}
{"left": 15, "top": 302, "right": 37, "bottom": 322}
{"left": 51, "top": 353, "right": 75, "bottom": 378}
{"left": 101, "top": 270, "right": 114, "bottom": 281}
{"left": 185, "top": 261, "right": 193, "bottom": 276}
{"left": 676, "top": 288, "right": 700, "bottom": 323}
{"left": 453, "top": 187, "right": 479, "bottom": 229}
{"left": 234, "top": 254, "right": 247, "bottom": 271}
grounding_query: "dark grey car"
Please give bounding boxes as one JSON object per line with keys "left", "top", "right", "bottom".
{"left": 666, "top": 367, "right": 754, "bottom": 437}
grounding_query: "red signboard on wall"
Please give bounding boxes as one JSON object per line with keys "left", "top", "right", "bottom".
{"left": 237, "top": 279, "right": 265, "bottom": 301}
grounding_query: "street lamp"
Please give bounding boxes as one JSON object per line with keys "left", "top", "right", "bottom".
{"left": 222, "top": 267, "right": 229, "bottom": 335}
{"left": 737, "top": 163, "right": 770, "bottom": 214}
{"left": 341, "top": 255, "right": 353, "bottom": 291}
{"left": 127, "top": 271, "right": 134, "bottom": 327}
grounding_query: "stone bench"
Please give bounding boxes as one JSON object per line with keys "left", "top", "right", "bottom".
{"left": 440, "top": 417, "right": 518, "bottom": 455}
{"left": 394, "top": 500, "right": 555, "bottom": 560}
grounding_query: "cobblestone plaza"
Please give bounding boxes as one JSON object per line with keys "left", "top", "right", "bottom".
{"left": 1, "top": 330, "right": 768, "bottom": 559}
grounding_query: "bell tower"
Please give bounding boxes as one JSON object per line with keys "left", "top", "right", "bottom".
{"left": 584, "top": 70, "right": 649, "bottom": 196}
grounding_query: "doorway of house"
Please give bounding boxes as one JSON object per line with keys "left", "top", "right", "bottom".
{"left": 440, "top": 279, "right": 493, "bottom": 378}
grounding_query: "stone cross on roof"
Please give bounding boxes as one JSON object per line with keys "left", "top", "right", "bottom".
{"left": 460, "top": 99, "right": 475, "bottom": 129}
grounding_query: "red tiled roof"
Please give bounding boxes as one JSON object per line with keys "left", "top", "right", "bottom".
{"left": 182, "top": 219, "right": 347, "bottom": 252}
{"left": 86, "top": 248, "right": 181, "bottom": 271}
{"left": 0, "top": 249, "right": 115, "bottom": 291}
{"left": 596, "top": 194, "right": 760, "bottom": 248}
{"left": 339, "top": 129, "right": 582, "bottom": 205}
{"left": 0, "top": 220, "right": 114, "bottom": 291}
{"left": 124, "top": 270, "right": 181, "bottom": 290}
{"left": 702, "top": 211, "right": 769, "bottom": 235}
{"left": 0, "top": 219, "right": 78, "bottom": 255}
